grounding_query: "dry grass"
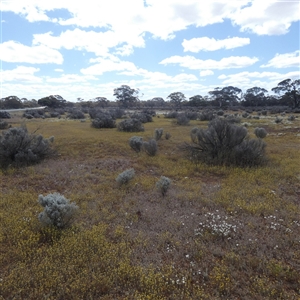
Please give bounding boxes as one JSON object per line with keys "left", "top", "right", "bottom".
{"left": 1, "top": 113, "right": 300, "bottom": 299}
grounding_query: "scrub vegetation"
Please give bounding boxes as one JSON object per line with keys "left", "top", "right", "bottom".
{"left": 1, "top": 109, "right": 300, "bottom": 299}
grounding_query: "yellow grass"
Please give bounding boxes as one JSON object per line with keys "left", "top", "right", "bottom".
{"left": 1, "top": 113, "right": 300, "bottom": 299}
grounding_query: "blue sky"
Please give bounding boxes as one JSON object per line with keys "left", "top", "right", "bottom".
{"left": 1, "top": 0, "right": 299, "bottom": 102}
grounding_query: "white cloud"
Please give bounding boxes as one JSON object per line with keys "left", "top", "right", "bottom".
{"left": 260, "top": 50, "right": 300, "bottom": 68}
{"left": 46, "top": 74, "right": 98, "bottom": 83}
{"left": 0, "top": 41, "right": 63, "bottom": 64}
{"left": 54, "top": 69, "right": 64, "bottom": 72}
{"left": 160, "top": 55, "right": 259, "bottom": 70}
{"left": 182, "top": 37, "right": 250, "bottom": 52}
{"left": 200, "top": 70, "right": 214, "bottom": 77}
{"left": 232, "top": 0, "right": 300, "bottom": 35}
{"left": 33, "top": 28, "right": 145, "bottom": 57}
{"left": 1, "top": 66, "right": 42, "bottom": 82}
{"left": 218, "top": 70, "right": 300, "bottom": 91}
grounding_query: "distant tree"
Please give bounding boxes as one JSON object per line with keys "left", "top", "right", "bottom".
{"left": 271, "top": 79, "right": 300, "bottom": 108}
{"left": 22, "top": 98, "right": 38, "bottom": 108}
{"left": 1, "top": 96, "right": 23, "bottom": 109}
{"left": 94, "top": 97, "right": 109, "bottom": 108}
{"left": 167, "top": 92, "right": 186, "bottom": 108}
{"left": 188, "top": 95, "right": 207, "bottom": 107}
{"left": 114, "top": 85, "right": 140, "bottom": 108}
{"left": 242, "top": 87, "right": 268, "bottom": 107}
{"left": 209, "top": 86, "right": 242, "bottom": 107}
{"left": 38, "top": 95, "right": 67, "bottom": 108}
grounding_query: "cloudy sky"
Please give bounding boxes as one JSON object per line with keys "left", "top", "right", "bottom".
{"left": 1, "top": 0, "right": 299, "bottom": 102}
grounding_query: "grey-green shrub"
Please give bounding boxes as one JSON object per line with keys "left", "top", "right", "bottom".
{"left": 254, "top": 127, "right": 267, "bottom": 138}
{"left": 154, "top": 128, "right": 164, "bottom": 141}
{"left": 184, "top": 118, "right": 266, "bottom": 167}
{"left": 91, "top": 113, "right": 116, "bottom": 128}
{"left": 116, "top": 168, "right": 135, "bottom": 185}
{"left": 68, "top": 109, "right": 85, "bottom": 119}
{"left": 165, "top": 132, "right": 171, "bottom": 140}
{"left": 143, "top": 139, "right": 157, "bottom": 156}
{"left": 156, "top": 176, "right": 172, "bottom": 196}
{"left": 38, "top": 193, "right": 78, "bottom": 229}
{"left": 129, "top": 136, "right": 143, "bottom": 153}
{"left": 0, "top": 126, "right": 55, "bottom": 169}
{"left": 176, "top": 113, "right": 190, "bottom": 125}
{"left": 117, "top": 118, "right": 144, "bottom": 132}
{"left": 287, "top": 115, "right": 295, "bottom": 121}
{"left": 0, "top": 120, "right": 9, "bottom": 130}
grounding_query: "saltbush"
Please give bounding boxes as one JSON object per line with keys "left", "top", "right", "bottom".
{"left": 143, "top": 139, "right": 158, "bottom": 156}
{"left": 91, "top": 113, "right": 116, "bottom": 129}
{"left": 184, "top": 118, "right": 267, "bottom": 167}
{"left": 156, "top": 176, "right": 172, "bottom": 196}
{"left": 68, "top": 109, "right": 85, "bottom": 119}
{"left": 117, "top": 118, "right": 144, "bottom": 132}
{"left": 254, "top": 127, "right": 267, "bottom": 139}
{"left": 129, "top": 136, "right": 143, "bottom": 153}
{"left": 176, "top": 113, "right": 190, "bottom": 125}
{"left": 154, "top": 128, "right": 164, "bottom": 141}
{"left": 165, "top": 132, "right": 171, "bottom": 140}
{"left": 131, "top": 112, "right": 153, "bottom": 123}
{"left": 0, "top": 111, "right": 11, "bottom": 119}
{"left": 0, "top": 126, "right": 55, "bottom": 169}
{"left": 0, "top": 120, "right": 9, "bottom": 130}
{"left": 116, "top": 168, "right": 135, "bottom": 185}
{"left": 38, "top": 192, "right": 78, "bottom": 229}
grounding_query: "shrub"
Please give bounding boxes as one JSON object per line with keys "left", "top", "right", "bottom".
{"left": 287, "top": 115, "right": 295, "bottom": 121}
{"left": 91, "top": 113, "right": 116, "bottom": 129}
{"left": 143, "top": 139, "right": 158, "bottom": 156}
{"left": 185, "top": 111, "right": 199, "bottom": 120}
{"left": 165, "top": 132, "right": 171, "bottom": 140}
{"left": 0, "top": 111, "right": 11, "bottom": 119}
{"left": 116, "top": 168, "right": 135, "bottom": 185}
{"left": 0, "top": 126, "right": 55, "bottom": 169}
{"left": 117, "top": 118, "right": 144, "bottom": 132}
{"left": 131, "top": 112, "right": 153, "bottom": 123}
{"left": 176, "top": 113, "right": 190, "bottom": 125}
{"left": 38, "top": 193, "right": 78, "bottom": 229}
{"left": 164, "top": 111, "right": 178, "bottom": 118}
{"left": 275, "top": 117, "right": 283, "bottom": 124}
{"left": 183, "top": 118, "right": 266, "bottom": 167}
{"left": 217, "top": 110, "right": 224, "bottom": 116}
{"left": 129, "top": 136, "right": 143, "bottom": 153}
{"left": 156, "top": 176, "right": 172, "bottom": 196}
{"left": 68, "top": 109, "right": 85, "bottom": 119}
{"left": 154, "top": 128, "right": 164, "bottom": 141}
{"left": 261, "top": 110, "right": 268, "bottom": 116}
{"left": 0, "top": 120, "right": 9, "bottom": 130}
{"left": 199, "top": 111, "right": 215, "bottom": 121}
{"left": 109, "top": 108, "right": 125, "bottom": 119}
{"left": 254, "top": 127, "right": 267, "bottom": 139}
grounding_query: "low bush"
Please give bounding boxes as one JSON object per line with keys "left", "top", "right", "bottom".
{"left": 129, "top": 136, "right": 143, "bottom": 153}
{"left": 0, "top": 111, "right": 11, "bottom": 119}
{"left": 0, "top": 126, "right": 55, "bottom": 169}
{"left": 116, "top": 168, "right": 135, "bottom": 185}
{"left": 156, "top": 176, "right": 172, "bottom": 196}
{"left": 0, "top": 120, "right": 9, "bottom": 130}
{"left": 143, "top": 139, "right": 158, "bottom": 156}
{"left": 165, "top": 132, "right": 171, "bottom": 140}
{"left": 176, "top": 113, "right": 190, "bottom": 125}
{"left": 91, "top": 113, "right": 116, "bottom": 129}
{"left": 117, "top": 118, "right": 144, "bottom": 132}
{"left": 109, "top": 108, "right": 125, "bottom": 119}
{"left": 164, "top": 111, "right": 178, "bottom": 119}
{"left": 254, "top": 127, "right": 267, "bottom": 139}
{"left": 199, "top": 111, "right": 215, "bottom": 121}
{"left": 38, "top": 192, "right": 78, "bottom": 229}
{"left": 68, "top": 109, "right": 85, "bottom": 119}
{"left": 154, "top": 128, "right": 164, "bottom": 141}
{"left": 183, "top": 118, "right": 267, "bottom": 167}
{"left": 131, "top": 112, "right": 153, "bottom": 123}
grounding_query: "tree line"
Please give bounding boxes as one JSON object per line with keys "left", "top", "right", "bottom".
{"left": 1, "top": 78, "right": 299, "bottom": 110}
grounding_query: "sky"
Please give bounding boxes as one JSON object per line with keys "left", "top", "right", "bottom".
{"left": 1, "top": 0, "right": 300, "bottom": 102}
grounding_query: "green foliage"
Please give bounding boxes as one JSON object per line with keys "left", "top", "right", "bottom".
{"left": 0, "top": 126, "right": 55, "bottom": 169}
{"left": 117, "top": 118, "right": 144, "bottom": 132}
{"left": 129, "top": 136, "right": 143, "bottom": 152}
{"left": 38, "top": 193, "right": 78, "bottom": 229}
{"left": 184, "top": 118, "right": 267, "bottom": 167}
{"left": 68, "top": 109, "right": 85, "bottom": 119}
{"left": 0, "top": 120, "right": 9, "bottom": 129}
{"left": 156, "top": 176, "right": 172, "bottom": 196}
{"left": 176, "top": 113, "right": 190, "bottom": 125}
{"left": 116, "top": 168, "right": 135, "bottom": 185}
